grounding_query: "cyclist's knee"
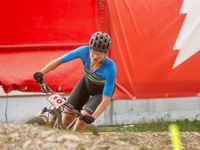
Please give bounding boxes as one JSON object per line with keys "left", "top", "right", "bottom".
{"left": 62, "top": 113, "right": 75, "bottom": 128}
{"left": 81, "top": 110, "right": 91, "bottom": 116}
{"left": 63, "top": 113, "right": 75, "bottom": 122}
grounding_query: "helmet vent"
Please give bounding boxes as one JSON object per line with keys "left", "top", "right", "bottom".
{"left": 90, "top": 39, "right": 93, "bottom": 45}
{"left": 94, "top": 42, "right": 97, "bottom": 48}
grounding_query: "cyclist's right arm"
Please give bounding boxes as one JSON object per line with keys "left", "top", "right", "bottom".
{"left": 39, "top": 46, "right": 89, "bottom": 75}
{"left": 40, "top": 58, "right": 63, "bottom": 75}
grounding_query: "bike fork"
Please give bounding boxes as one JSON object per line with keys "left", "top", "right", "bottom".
{"left": 36, "top": 107, "right": 55, "bottom": 127}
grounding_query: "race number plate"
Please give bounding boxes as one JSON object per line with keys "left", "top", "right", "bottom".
{"left": 47, "top": 94, "right": 66, "bottom": 109}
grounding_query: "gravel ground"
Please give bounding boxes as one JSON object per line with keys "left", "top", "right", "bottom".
{"left": 0, "top": 122, "right": 142, "bottom": 150}
{"left": 1, "top": 122, "right": 200, "bottom": 150}
{"left": 101, "top": 131, "right": 200, "bottom": 150}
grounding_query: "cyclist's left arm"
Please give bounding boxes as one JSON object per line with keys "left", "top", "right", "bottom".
{"left": 92, "top": 95, "right": 111, "bottom": 120}
{"left": 92, "top": 65, "right": 116, "bottom": 120}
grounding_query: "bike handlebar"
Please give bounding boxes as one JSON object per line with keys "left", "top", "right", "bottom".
{"left": 38, "top": 82, "right": 84, "bottom": 118}
{"left": 39, "top": 82, "right": 55, "bottom": 94}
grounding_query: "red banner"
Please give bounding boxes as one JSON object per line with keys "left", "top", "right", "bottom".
{"left": 109, "top": 0, "right": 200, "bottom": 99}
{"left": 0, "top": 0, "right": 101, "bottom": 94}
{"left": 1, "top": 0, "right": 200, "bottom": 100}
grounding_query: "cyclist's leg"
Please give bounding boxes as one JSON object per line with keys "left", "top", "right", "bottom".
{"left": 73, "top": 110, "right": 91, "bottom": 132}
{"left": 63, "top": 75, "right": 90, "bottom": 128}
{"left": 73, "top": 78, "right": 115, "bottom": 132}
{"left": 73, "top": 94, "right": 102, "bottom": 132}
{"left": 62, "top": 108, "right": 75, "bottom": 128}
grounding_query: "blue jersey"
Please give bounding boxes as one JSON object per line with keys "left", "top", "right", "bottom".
{"left": 60, "top": 46, "right": 117, "bottom": 97}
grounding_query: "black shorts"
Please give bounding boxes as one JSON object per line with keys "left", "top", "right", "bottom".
{"left": 66, "top": 75, "right": 114, "bottom": 115}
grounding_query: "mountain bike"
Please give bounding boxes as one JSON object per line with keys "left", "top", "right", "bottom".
{"left": 22, "top": 82, "right": 99, "bottom": 136}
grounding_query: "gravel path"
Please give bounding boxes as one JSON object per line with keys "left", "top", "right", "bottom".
{"left": 101, "top": 131, "right": 200, "bottom": 150}
{"left": 1, "top": 122, "right": 200, "bottom": 150}
{"left": 0, "top": 122, "right": 141, "bottom": 150}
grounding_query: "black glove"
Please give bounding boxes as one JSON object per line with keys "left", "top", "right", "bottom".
{"left": 33, "top": 72, "right": 44, "bottom": 84}
{"left": 80, "top": 115, "right": 95, "bottom": 124}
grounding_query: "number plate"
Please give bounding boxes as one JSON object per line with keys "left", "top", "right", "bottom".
{"left": 47, "top": 94, "right": 66, "bottom": 109}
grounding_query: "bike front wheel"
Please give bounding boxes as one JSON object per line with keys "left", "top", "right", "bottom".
{"left": 22, "top": 116, "right": 46, "bottom": 125}
{"left": 84, "top": 124, "right": 99, "bottom": 136}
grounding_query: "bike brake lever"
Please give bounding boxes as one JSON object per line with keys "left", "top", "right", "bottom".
{"left": 40, "top": 82, "right": 47, "bottom": 93}
{"left": 72, "top": 109, "right": 82, "bottom": 118}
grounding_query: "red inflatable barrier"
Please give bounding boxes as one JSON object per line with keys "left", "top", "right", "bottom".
{"left": 1, "top": 0, "right": 200, "bottom": 100}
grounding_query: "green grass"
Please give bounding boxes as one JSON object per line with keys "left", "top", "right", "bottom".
{"left": 118, "top": 119, "right": 200, "bottom": 132}
{"left": 96, "top": 114, "right": 200, "bottom": 150}
{"left": 97, "top": 113, "right": 200, "bottom": 132}
{"left": 97, "top": 126, "right": 120, "bottom": 132}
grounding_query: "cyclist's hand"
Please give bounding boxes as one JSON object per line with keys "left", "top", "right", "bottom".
{"left": 80, "top": 115, "right": 95, "bottom": 124}
{"left": 33, "top": 72, "right": 43, "bottom": 84}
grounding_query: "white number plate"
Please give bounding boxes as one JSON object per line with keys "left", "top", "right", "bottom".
{"left": 47, "top": 94, "right": 66, "bottom": 109}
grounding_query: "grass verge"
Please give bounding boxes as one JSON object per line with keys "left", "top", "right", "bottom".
{"left": 97, "top": 113, "right": 200, "bottom": 132}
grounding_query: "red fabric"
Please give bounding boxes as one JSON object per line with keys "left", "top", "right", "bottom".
{"left": 0, "top": 0, "right": 105, "bottom": 93}
{"left": 1, "top": 0, "right": 200, "bottom": 100}
{"left": 0, "top": 0, "right": 98, "bottom": 45}
{"left": 109, "top": 0, "right": 200, "bottom": 99}
{"left": 0, "top": 49, "right": 84, "bottom": 93}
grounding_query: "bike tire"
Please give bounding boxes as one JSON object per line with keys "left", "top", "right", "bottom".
{"left": 84, "top": 124, "right": 99, "bottom": 136}
{"left": 22, "top": 116, "right": 46, "bottom": 125}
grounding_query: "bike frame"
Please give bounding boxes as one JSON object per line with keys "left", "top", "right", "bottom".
{"left": 22, "top": 82, "right": 99, "bottom": 136}
{"left": 36, "top": 82, "right": 81, "bottom": 130}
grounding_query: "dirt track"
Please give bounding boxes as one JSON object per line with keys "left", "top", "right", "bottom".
{"left": 101, "top": 131, "right": 200, "bottom": 150}
{"left": 1, "top": 122, "right": 200, "bottom": 150}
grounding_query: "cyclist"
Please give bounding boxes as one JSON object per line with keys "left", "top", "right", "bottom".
{"left": 33, "top": 32, "right": 117, "bottom": 133}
